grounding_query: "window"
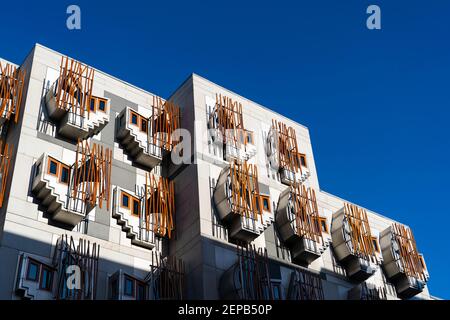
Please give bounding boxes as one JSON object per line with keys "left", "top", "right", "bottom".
{"left": 298, "top": 153, "right": 307, "bottom": 167}
{"left": 121, "top": 192, "right": 130, "bottom": 209}
{"left": 90, "top": 98, "right": 96, "bottom": 111}
{"left": 40, "top": 266, "right": 53, "bottom": 291}
{"left": 372, "top": 237, "right": 380, "bottom": 253}
{"left": 272, "top": 283, "right": 282, "bottom": 300}
{"left": 98, "top": 99, "right": 107, "bottom": 112}
{"left": 262, "top": 196, "right": 271, "bottom": 212}
{"left": 319, "top": 217, "right": 329, "bottom": 233}
{"left": 124, "top": 276, "right": 135, "bottom": 297}
{"left": 246, "top": 132, "right": 254, "bottom": 144}
{"left": 130, "top": 111, "right": 139, "bottom": 125}
{"left": 26, "top": 260, "right": 40, "bottom": 282}
{"left": 48, "top": 159, "right": 58, "bottom": 176}
{"left": 132, "top": 198, "right": 140, "bottom": 217}
{"left": 140, "top": 118, "right": 148, "bottom": 133}
{"left": 60, "top": 165, "right": 70, "bottom": 184}
{"left": 136, "top": 282, "right": 146, "bottom": 300}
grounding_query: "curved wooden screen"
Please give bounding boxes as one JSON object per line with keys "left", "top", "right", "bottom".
{"left": 272, "top": 119, "right": 303, "bottom": 175}
{"left": 72, "top": 139, "right": 112, "bottom": 210}
{"left": 144, "top": 173, "right": 175, "bottom": 239}
{"left": 152, "top": 96, "right": 180, "bottom": 151}
{"left": 0, "top": 62, "right": 25, "bottom": 123}
{"left": 213, "top": 93, "right": 246, "bottom": 148}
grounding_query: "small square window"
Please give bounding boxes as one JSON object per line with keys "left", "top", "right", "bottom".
{"left": 60, "top": 166, "right": 69, "bottom": 184}
{"left": 48, "top": 159, "right": 58, "bottom": 176}
{"left": 40, "top": 266, "right": 53, "bottom": 291}
{"left": 140, "top": 119, "right": 148, "bottom": 133}
{"left": 130, "top": 112, "right": 138, "bottom": 125}
{"left": 98, "top": 99, "right": 106, "bottom": 112}
{"left": 26, "top": 260, "right": 40, "bottom": 282}
{"left": 121, "top": 193, "right": 130, "bottom": 208}
{"left": 124, "top": 277, "right": 135, "bottom": 297}
{"left": 132, "top": 198, "right": 140, "bottom": 216}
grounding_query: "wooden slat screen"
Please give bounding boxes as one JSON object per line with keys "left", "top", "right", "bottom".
{"left": 0, "top": 62, "right": 25, "bottom": 123}
{"left": 151, "top": 96, "right": 180, "bottom": 151}
{"left": 272, "top": 119, "right": 302, "bottom": 176}
{"left": 0, "top": 140, "right": 12, "bottom": 208}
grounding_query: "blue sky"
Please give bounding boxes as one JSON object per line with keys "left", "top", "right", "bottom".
{"left": 1, "top": 0, "right": 448, "bottom": 298}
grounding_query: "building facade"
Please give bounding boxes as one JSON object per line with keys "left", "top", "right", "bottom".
{"left": 0, "top": 44, "right": 431, "bottom": 300}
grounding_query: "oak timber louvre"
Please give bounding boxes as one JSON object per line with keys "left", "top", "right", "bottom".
{"left": 53, "top": 235, "right": 100, "bottom": 300}
{"left": 391, "top": 223, "right": 427, "bottom": 281}
{"left": 144, "top": 173, "right": 175, "bottom": 239}
{"left": 151, "top": 96, "right": 180, "bottom": 151}
{"left": 272, "top": 119, "right": 303, "bottom": 177}
{"left": 343, "top": 203, "right": 377, "bottom": 261}
{"left": 287, "top": 269, "right": 325, "bottom": 300}
{"left": 0, "top": 141, "right": 13, "bottom": 208}
{"left": 72, "top": 139, "right": 112, "bottom": 211}
{"left": 146, "top": 253, "right": 185, "bottom": 300}
{"left": 290, "top": 184, "right": 323, "bottom": 244}
{"left": 0, "top": 62, "right": 25, "bottom": 123}
{"left": 54, "top": 56, "right": 94, "bottom": 120}
{"left": 213, "top": 93, "right": 246, "bottom": 148}
{"left": 229, "top": 160, "right": 262, "bottom": 223}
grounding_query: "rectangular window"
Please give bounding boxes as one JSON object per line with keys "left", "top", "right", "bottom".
{"left": 48, "top": 158, "right": 59, "bottom": 176}
{"left": 26, "top": 260, "right": 40, "bottom": 282}
{"left": 262, "top": 196, "right": 271, "bottom": 212}
{"left": 90, "top": 98, "right": 96, "bottom": 112}
{"left": 299, "top": 153, "right": 307, "bottom": 167}
{"left": 372, "top": 237, "right": 380, "bottom": 253}
{"left": 132, "top": 198, "right": 140, "bottom": 217}
{"left": 124, "top": 276, "right": 135, "bottom": 297}
{"left": 98, "top": 99, "right": 107, "bottom": 112}
{"left": 60, "top": 165, "right": 70, "bottom": 184}
{"left": 246, "top": 132, "right": 254, "bottom": 144}
{"left": 136, "top": 282, "right": 146, "bottom": 300}
{"left": 130, "top": 111, "right": 139, "bottom": 125}
{"left": 319, "top": 218, "right": 329, "bottom": 233}
{"left": 121, "top": 192, "right": 130, "bottom": 209}
{"left": 272, "top": 284, "right": 282, "bottom": 300}
{"left": 40, "top": 266, "right": 53, "bottom": 291}
{"left": 140, "top": 118, "right": 148, "bottom": 133}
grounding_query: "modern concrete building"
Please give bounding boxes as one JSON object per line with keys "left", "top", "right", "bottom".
{"left": 0, "top": 44, "right": 432, "bottom": 300}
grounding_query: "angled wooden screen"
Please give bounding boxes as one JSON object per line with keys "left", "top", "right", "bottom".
{"left": 287, "top": 269, "right": 324, "bottom": 300}
{"left": 144, "top": 173, "right": 175, "bottom": 238}
{"left": 55, "top": 56, "right": 94, "bottom": 119}
{"left": 147, "top": 253, "right": 185, "bottom": 300}
{"left": 0, "top": 141, "right": 13, "bottom": 208}
{"left": 0, "top": 62, "right": 25, "bottom": 123}
{"left": 290, "top": 184, "right": 323, "bottom": 244}
{"left": 272, "top": 119, "right": 303, "bottom": 175}
{"left": 229, "top": 160, "right": 262, "bottom": 223}
{"left": 72, "top": 139, "right": 112, "bottom": 210}
{"left": 213, "top": 93, "right": 246, "bottom": 148}
{"left": 392, "top": 223, "right": 427, "bottom": 281}
{"left": 343, "top": 203, "right": 376, "bottom": 261}
{"left": 151, "top": 96, "right": 180, "bottom": 151}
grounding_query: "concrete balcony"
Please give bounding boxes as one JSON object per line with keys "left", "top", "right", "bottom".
{"left": 379, "top": 226, "right": 429, "bottom": 299}
{"left": 45, "top": 81, "right": 110, "bottom": 140}
{"left": 213, "top": 165, "right": 274, "bottom": 243}
{"left": 31, "top": 153, "right": 93, "bottom": 227}
{"left": 331, "top": 207, "right": 380, "bottom": 282}
{"left": 276, "top": 187, "right": 329, "bottom": 265}
{"left": 116, "top": 107, "right": 164, "bottom": 170}
{"left": 112, "top": 186, "right": 156, "bottom": 249}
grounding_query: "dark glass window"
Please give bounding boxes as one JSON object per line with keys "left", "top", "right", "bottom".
{"left": 26, "top": 260, "right": 39, "bottom": 282}
{"left": 372, "top": 239, "right": 379, "bottom": 252}
{"left": 141, "top": 119, "right": 148, "bottom": 133}
{"left": 273, "top": 284, "right": 281, "bottom": 300}
{"left": 122, "top": 193, "right": 130, "bottom": 208}
{"left": 136, "top": 282, "right": 146, "bottom": 300}
{"left": 263, "top": 198, "right": 270, "bottom": 211}
{"left": 49, "top": 160, "right": 58, "bottom": 175}
{"left": 98, "top": 100, "right": 106, "bottom": 111}
{"left": 40, "top": 266, "right": 53, "bottom": 291}
{"left": 132, "top": 199, "right": 140, "bottom": 216}
{"left": 60, "top": 166, "right": 69, "bottom": 184}
{"left": 300, "top": 155, "right": 307, "bottom": 167}
{"left": 131, "top": 112, "right": 138, "bottom": 125}
{"left": 90, "top": 98, "right": 96, "bottom": 111}
{"left": 124, "top": 277, "right": 134, "bottom": 297}
{"left": 321, "top": 220, "right": 328, "bottom": 233}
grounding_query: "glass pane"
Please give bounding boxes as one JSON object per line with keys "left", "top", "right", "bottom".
{"left": 61, "top": 167, "right": 69, "bottom": 183}
{"left": 90, "top": 98, "right": 96, "bottom": 111}
{"left": 122, "top": 194, "right": 129, "bottom": 208}
{"left": 49, "top": 161, "right": 58, "bottom": 175}
{"left": 41, "top": 268, "right": 53, "bottom": 290}
{"left": 137, "top": 283, "right": 145, "bottom": 300}
{"left": 131, "top": 113, "right": 138, "bottom": 125}
{"left": 124, "top": 278, "right": 134, "bottom": 296}
{"left": 133, "top": 200, "right": 139, "bottom": 216}
{"left": 99, "top": 100, "right": 106, "bottom": 111}
{"left": 27, "top": 262, "right": 39, "bottom": 281}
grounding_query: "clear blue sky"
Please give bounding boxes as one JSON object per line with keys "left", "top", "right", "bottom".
{"left": 1, "top": 0, "right": 448, "bottom": 299}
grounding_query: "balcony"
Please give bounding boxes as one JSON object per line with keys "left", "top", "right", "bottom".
{"left": 207, "top": 94, "right": 257, "bottom": 161}
{"left": 31, "top": 141, "right": 112, "bottom": 227}
{"left": 0, "top": 62, "right": 25, "bottom": 126}
{"left": 15, "top": 253, "right": 55, "bottom": 300}
{"left": 379, "top": 223, "right": 429, "bottom": 299}
{"left": 266, "top": 120, "right": 310, "bottom": 185}
{"left": 116, "top": 98, "right": 180, "bottom": 170}
{"left": 331, "top": 203, "right": 380, "bottom": 282}
{"left": 44, "top": 56, "right": 109, "bottom": 141}
{"left": 276, "top": 185, "right": 330, "bottom": 265}
{"left": 213, "top": 161, "right": 274, "bottom": 243}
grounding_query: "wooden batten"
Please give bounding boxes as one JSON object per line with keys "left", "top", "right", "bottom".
{"left": 55, "top": 56, "right": 94, "bottom": 120}
{"left": 0, "top": 140, "right": 13, "bottom": 208}
{"left": 0, "top": 62, "right": 26, "bottom": 123}
{"left": 213, "top": 93, "right": 246, "bottom": 148}
{"left": 272, "top": 119, "right": 302, "bottom": 176}
{"left": 151, "top": 96, "right": 180, "bottom": 151}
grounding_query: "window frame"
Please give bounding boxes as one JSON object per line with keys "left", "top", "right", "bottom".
{"left": 89, "top": 97, "right": 97, "bottom": 112}
{"left": 39, "top": 264, "right": 54, "bottom": 292}
{"left": 123, "top": 275, "right": 135, "bottom": 297}
{"left": 47, "top": 158, "right": 59, "bottom": 177}
{"left": 130, "top": 110, "right": 139, "bottom": 126}
{"left": 261, "top": 196, "right": 271, "bottom": 212}
{"left": 59, "top": 163, "right": 70, "bottom": 185}
{"left": 121, "top": 192, "right": 130, "bottom": 209}
{"left": 26, "top": 259, "right": 40, "bottom": 282}
{"left": 371, "top": 236, "right": 380, "bottom": 253}
{"left": 246, "top": 131, "right": 254, "bottom": 145}
{"left": 131, "top": 197, "right": 140, "bottom": 217}
{"left": 318, "top": 217, "right": 329, "bottom": 234}
{"left": 97, "top": 98, "right": 107, "bottom": 113}
{"left": 298, "top": 153, "right": 307, "bottom": 168}
{"left": 140, "top": 118, "right": 148, "bottom": 133}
